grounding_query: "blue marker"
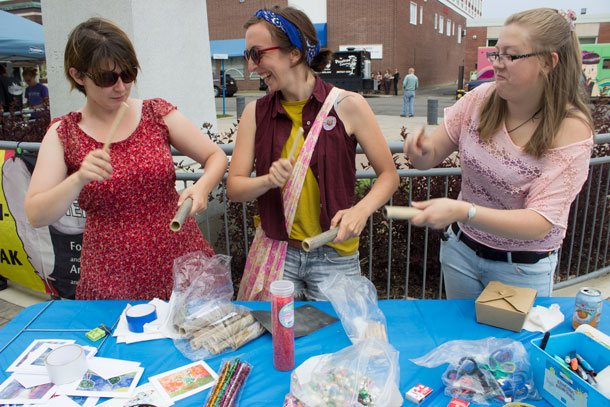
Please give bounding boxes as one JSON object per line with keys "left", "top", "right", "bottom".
{"left": 575, "top": 354, "right": 594, "bottom": 372}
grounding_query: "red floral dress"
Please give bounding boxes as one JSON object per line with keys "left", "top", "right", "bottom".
{"left": 54, "top": 99, "right": 214, "bottom": 300}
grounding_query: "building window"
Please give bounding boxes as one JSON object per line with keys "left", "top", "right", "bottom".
{"left": 439, "top": 15, "right": 444, "bottom": 34}
{"left": 457, "top": 25, "right": 462, "bottom": 44}
{"left": 434, "top": 13, "right": 438, "bottom": 29}
{"left": 487, "top": 39, "right": 497, "bottom": 47}
{"left": 603, "top": 59, "right": 610, "bottom": 70}
{"left": 419, "top": 6, "right": 423, "bottom": 24}
{"left": 410, "top": 2, "right": 417, "bottom": 25}
{"left": 446, "top": 19, "right": 451, "bottom": 36}
{"left": 579, "top": 37, "right": 596, "bottom": 44}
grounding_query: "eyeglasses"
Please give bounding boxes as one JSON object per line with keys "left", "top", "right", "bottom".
{"left": 486, "top": 51, "right": 542, "bottom": 64}
{"left": 244, "top": 46, "right": 280, "bottom": 64}
{"left": 82, "top": 68, "right": 137, "bottom": 87}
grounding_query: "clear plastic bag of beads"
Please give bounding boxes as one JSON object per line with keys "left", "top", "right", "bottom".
{"left": 287, "top": 337, "right": 403, "bottom": 407}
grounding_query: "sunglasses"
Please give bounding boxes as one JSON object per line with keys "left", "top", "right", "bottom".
{"left": 83, "top": 68, "right": 138, "bottom": 87}
{"left": 243, "top": 46, "right": 280, "bottom": 64}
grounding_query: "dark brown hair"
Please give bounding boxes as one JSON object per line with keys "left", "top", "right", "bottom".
{"left": 64, "top": 18, "right": 140, "bottom": 94}
{"left": 244, "top": 6, "right": 332, "bottom": 72}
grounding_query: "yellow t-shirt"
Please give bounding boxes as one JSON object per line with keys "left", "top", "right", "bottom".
{"left": 280, "top": 98, "right": 358, "bottom": 256}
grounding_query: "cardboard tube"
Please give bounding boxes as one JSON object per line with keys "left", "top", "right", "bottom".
{"left": 383, "top": 206, "right": 422, "bottom": 220}
{"left": 102, "top": 102, "right": 129, "bottom": 152}
{"left": 170, "top": 197, "right": 193, "bottom": 232}
{"left": 302, "top": 227, "right": 338, "bottom": 252}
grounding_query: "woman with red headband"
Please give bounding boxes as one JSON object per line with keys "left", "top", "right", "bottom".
{"left": 227, "top": 6, "right": 398, "bottom": 301}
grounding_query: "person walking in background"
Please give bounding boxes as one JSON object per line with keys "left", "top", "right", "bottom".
{"left": 22, "top": 67, "right": 49, "bottom": 110}
{"left": 228, "top": 6, "right": 398, "bottom": 300}
{"left": 401, "top": 67, "right": 418, "bottom": 117}
{"left": 375, "top": 71, "right": 382, "bottom": 94}
{"left": 403, "top": 8, "right": 592, "bottom": 299}
{"left": 24, "top": 18, "right": 227, "bottom": 300}
{"left": 393, "top": 68, "right": 400, "bottom": 96}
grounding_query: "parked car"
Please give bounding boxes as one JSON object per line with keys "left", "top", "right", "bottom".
{"left": 465, "top": 77, "right": 494, "bottom": 92}
{"left": 213, "top": 73, "right": 237, "bottom": 97}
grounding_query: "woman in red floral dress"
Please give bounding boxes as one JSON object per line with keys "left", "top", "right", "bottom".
{"left": 24, "top": 18, "right": 227, "bottom": 300}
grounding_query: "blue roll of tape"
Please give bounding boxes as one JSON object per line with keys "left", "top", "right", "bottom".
{"left": 125, "top": 303, "right": 157, "bottom": 333}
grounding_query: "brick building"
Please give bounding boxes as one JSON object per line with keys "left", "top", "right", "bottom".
{"left": 208, "top": 0, "right": 481, "bottom": 90}
{"left": 465, "top": 13, "right": 610, "bottom": 82}
{"left": 0, "top": 0, "right": 42, "bottom": 23}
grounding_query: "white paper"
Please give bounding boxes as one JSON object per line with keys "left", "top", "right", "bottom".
{"left": 14, "top": 372, "right": 52, "bottom": 388}
{"left": 523, "top": 303, "right": 565, "bottom": 332}
{"left": 7, "top": 339, "right": 74, "bottom": 372}
{"left": 113, "top": 299, "right": 178, "bottom": 343}
{"left": 57, "top": 367, "right": 144, "bottom": 399}
{"left": 86, "top": 357, "right": 141, "bottom": 380}
{"left": 149, "top": 360, "right": 218, "bottom": 402}
{"left": 97, "top": 382, "right": 174, "bottom": 407}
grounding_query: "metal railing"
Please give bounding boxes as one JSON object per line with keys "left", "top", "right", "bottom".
{"left": 1, "top": 134, "right": 609, "bottom": 298}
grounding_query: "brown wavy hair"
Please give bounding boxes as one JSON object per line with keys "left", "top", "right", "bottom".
{"left": 64, "top": 18, "right": 140, "bottom": 95}
{"left": 477, "top": 8, "right": 592, "bottom": 158}
{"left": 244, "top": 6, "right": 332, "bottom": 72}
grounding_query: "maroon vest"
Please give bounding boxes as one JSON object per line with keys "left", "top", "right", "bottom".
{"left": 254, "top": 77, "right": 357, "bottom": 241}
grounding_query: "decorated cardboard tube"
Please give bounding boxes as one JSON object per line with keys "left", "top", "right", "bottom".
{"left": 383, "top": 206, "right": 422, "bottom": 220}
{"left": 170, "top": 197, "right": 193, "bottom": 232}
{"left": 102, "top": 102, "right": 129, "bottom": 152}
{"left": 302, "top": 227, "right": 338, "bottom": 252}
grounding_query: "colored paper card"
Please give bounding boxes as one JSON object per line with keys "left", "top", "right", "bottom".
{"left": 58, "top": 367, "right": 144, "bottom": 399}
{"left": 149, "top": 360, "right": 218, "bottom": 402}
{"left": 0, "top": 374, "right": 56, "bottom": 404}
{"left": 98, "top": 383, "right": 173, "bottom": 407}
{"left": 7, "top": 339, "right": 74, "bottom": 372}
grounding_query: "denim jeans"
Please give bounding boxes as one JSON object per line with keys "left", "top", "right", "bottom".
{"left": 403, "top": 90, "right": 415, "bottom": 116}
{"left": 440, "top": 225, "right": 557, "bottom": 299}
{"left": 283, "top": 246, "right": 361, "bottom": 300}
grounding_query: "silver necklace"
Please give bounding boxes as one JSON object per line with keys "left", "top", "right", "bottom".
{"left": 507, "top": 107, "right": 542, "bottom": 133}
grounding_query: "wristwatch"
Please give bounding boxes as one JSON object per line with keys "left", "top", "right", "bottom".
{"left": 464, "top": 203, "right": 476, "bottom": 225}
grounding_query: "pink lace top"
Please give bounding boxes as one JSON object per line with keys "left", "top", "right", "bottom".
{"left": 444, "top": 82, "right": 593, "bottom": 251}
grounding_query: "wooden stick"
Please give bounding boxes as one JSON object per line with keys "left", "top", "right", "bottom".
{"left": 169, "top": 197, "right": 193, "bottom": 232}
{"left": 287, "top": 127, "right": 304, "bottom": 159}
{"left": 302, "top": 227, "right": 338, "bottom": 252}
{"left": 102, "top": 102, "right": 129, "bottom": 152}
{"left": 383, "top": 205, "right": 422, "bottom": 220}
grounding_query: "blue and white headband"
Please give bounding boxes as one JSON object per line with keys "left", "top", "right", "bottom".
{"left": 254, "top": 9, "right": 321, "bottom": 66}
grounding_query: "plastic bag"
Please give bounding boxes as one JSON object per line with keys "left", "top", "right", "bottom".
{"left": 170, "top": 252, "right": 265, "bottom": 360}
{"left": 287, "top": 337, "right": 403, "bottom": 407}
{"left": 319, "top": 274, "right": 388, "bottom": 343}
{"left": 411, "top": 337, "right": 540, "bottom": 405}
{"left": 284, "top": 274, "right": 402, "bottom": 406}
{"left": 203, "top": 356, "right": 252, "bottom": 407}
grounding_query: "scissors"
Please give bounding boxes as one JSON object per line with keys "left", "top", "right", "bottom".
{"left": 497, "top": 371, "right": 529, "bottom": 403}
{"left": 485, "top": 348, "right": 517, "bottom": 378}
{"left": 444, "top": 357, "right": 501, "bottom": 398}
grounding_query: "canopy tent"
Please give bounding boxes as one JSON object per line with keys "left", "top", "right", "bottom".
{"left": 0, "top": 10, "right": 45, "bottom": 62}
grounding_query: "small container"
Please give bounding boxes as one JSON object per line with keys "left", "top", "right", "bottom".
{"left": 572, "top": 287, "right": 603, "bottom": 329}
{"left": 270, "top": 280, "right": 294, "bottom": 371}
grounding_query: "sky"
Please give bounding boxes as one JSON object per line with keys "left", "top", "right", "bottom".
{"left": 480, "top": 0, "right": 609, "bottom": 19}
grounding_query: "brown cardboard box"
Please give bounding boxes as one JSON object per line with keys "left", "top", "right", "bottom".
{"left": 475, "top": 281, "right": 537, "bottom": 332}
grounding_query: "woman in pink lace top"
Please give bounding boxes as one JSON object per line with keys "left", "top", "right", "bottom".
{"left": 403, "top": 8, "right": 593, "bottom": 299}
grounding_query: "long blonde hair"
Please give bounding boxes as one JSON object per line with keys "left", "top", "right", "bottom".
{"left": 477, "top": 8, "right": 592, "bottom": 158}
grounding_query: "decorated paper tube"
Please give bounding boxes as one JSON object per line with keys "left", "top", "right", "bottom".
{"left": 288, "top": 127, "right": 304, "bottom": 159}
{"left": 302, "top": 227, "right": 338, "bottom": 252}
{"left": 383, "top": 205, "right": 422, "bottom": 220}
{"left": 170, "top": 197, "right": 193, "bottom": 232}
{"left": 102, "top": 101, "right": 129, "bottom": 152}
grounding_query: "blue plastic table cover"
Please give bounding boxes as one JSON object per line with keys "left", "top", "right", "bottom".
{"left": 0, "top": 298, "right": 607, "bottom": 406}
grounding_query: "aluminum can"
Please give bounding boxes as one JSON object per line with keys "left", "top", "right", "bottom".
{"left": 572, "top": 287, "right": 603, "bottom": 329}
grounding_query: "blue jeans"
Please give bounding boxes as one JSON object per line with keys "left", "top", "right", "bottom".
{"left": 283, "top": 246, "right": 361, "bottom": 300}
{"left": 440, "top": 225, "right": 557, "bottom": 299}
{"left": 403, "top": 90, "right": 415, "bottom": 116}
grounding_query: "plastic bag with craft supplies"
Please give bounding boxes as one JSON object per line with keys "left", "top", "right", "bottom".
{"left": 411, "top": 337, "right": 540, "bottom": 405}
{"left": 169, "top": 251, "right": 265, "bottom": 360}
{"left": 282, "top": 274, "right": 402, "bottom": 407}
{"left": 319, "top": 273, "right": 388, "bottom": 343}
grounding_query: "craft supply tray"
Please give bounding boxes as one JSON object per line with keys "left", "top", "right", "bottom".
{"left": 530, "top": 331, "right": 610, "bottom": 407}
